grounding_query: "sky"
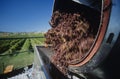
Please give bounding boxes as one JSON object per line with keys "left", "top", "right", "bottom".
{"left": 0, "top": 0, "right": 53, "bottom": 32}
{"left": 0, "top": 0, "right": 120, "bottom": 33}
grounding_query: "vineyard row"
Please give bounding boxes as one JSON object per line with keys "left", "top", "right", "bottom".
{"left": 0, "top": 38, "right": 45, "bottom": 54}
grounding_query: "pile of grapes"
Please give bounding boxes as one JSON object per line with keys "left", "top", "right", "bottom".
{"left": 45, "top": 11, "right": 95, "bottom": 75}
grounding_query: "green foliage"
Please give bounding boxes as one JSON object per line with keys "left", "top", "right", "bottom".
{"left": 9, "top": 39, "right": 25, "bottom": 53}
{"left": 0, "top": 40, "right": 11, "bottom": 54}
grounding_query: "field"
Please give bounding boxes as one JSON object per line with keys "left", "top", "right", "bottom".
{"left": 0, "top": 32, "right": 45, "bottom": 74}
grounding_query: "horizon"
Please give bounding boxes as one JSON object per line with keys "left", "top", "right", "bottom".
{"left": 0, "top": 30, "right": 47, "bottom": 33}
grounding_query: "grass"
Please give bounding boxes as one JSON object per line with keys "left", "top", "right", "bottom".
{"left": 38, "top": 38, "right": 45, "bottom": 43}
{"left": 0, "top": 37, "right": 45, "bottom": 74}
{"left": 0, "top": 32, "right": 45, "bottom": 38}
{"left": 0, "top": 51, "right": 34, "bottom": 74}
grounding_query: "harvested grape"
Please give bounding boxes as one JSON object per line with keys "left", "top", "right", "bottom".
{"left": 45, "top": 11, "right": 95, "bottom": 75}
